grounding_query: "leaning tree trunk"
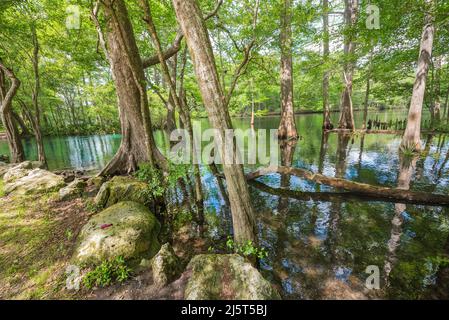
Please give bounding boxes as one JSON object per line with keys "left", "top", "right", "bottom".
{"left": 98, "top": 0, "right": 165, "bottom": 175}
{"left": 172, "top": 0, "right": 257, "bottom": 245}
{"left": 401, "top": 0, "right": 435, "bottom": 151}
{"left": 31, "top": 24, "right": 47, "bottom": 167}
{"left": 0, "top": 62, "right": 25, "bottom": 163}
{"left": 338, "top": 0, "right": 358, "bottom": 131}
{"left": 322, "top": 0, "right": 332, "bottom": 130}
{"left": 278, "top": 0, "right": 298, "bottom": 139}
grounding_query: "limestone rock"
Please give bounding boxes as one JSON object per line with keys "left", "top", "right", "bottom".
{"left": 152, "top": 243, "right": 182, "bottom": 287}
{"left": 4, "top": 168, "right": 65, "bottom": 195}
{"left": 3, "top": 161, "right": 45, "bottom": 183}
{"left": 73, "top": 201, "right": 161, "bottom": 265}
{"left": 184, "top": 254, "right": 281, "bottom": 300}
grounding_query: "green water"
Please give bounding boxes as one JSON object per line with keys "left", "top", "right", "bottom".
{"left": 1, "top": 110, "right": 449, "bottom": 299}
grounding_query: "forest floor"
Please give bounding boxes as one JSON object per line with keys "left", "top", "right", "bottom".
{"left": 0, "top": 179, "right": 92, "bottom": 299}
{"left": 0, "top": 178, "right": 206, "bottom": 299}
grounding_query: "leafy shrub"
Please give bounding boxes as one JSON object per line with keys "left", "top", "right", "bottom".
{"left": 83, "top": 256, "right": 131, "bottom": 289}
{"left": 225, "top": 236, "right": 268, "bottom": 260}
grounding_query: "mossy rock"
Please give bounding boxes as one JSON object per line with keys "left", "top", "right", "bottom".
{"left": 151, "top": 243, "right": 182, "bottom": 287}
{"left": 94, "top": 176, "right": 149, "bottom": 208}
{"left": 59, "top": 178, "right": 87, "bottom": 201}
{"left": 73, "top": 201, "right": 161, "bottom": 266}
{"left": 184, "top": 254, "right": 281, "bottom": 300}
{"left": 87, "top": 176, "right": 105, "bottom": 190}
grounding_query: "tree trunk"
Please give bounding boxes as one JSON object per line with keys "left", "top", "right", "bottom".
{"left": 140, "top": 0, "right": 205, "bottom": 228}
{"left": 172, "top": 0, "right": 257, "bottom": 245}
{"left": 322, "top": 0, "right": 332, "bottom": 130}
{"left": 401, "top": 0, "right": 435, "bottom": 151}
{"left": 12, "top": 110, "right": 31, "bottom": 136}
{"left": 31, "top": 24, "right": 47, "bottom": 167}
{"left": 98, "top": 0, "right": 165, "bottom": 175}
{"left": 338, "top": 0, "right": 358, "bottom": 131}
{"left": 362, "top": 48, "right": 373, "bottom": 130}
{"left": 432, "top": 55, "right": 442, "bottom": 125}
{"left": 278, "top": 0, "right": 298, "bottom": 139}
{"left": 0, "top": 62, "right": 25, "bottom": 163}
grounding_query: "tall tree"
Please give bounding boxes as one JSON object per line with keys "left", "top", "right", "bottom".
{"left": 278, "top": 0, "right": 298, "bottom": 139}
{"left": 338, "top": 0, "right": 358, "bottom": 131}
{"left": 0, "top": 61, "right": 24, "bottom": 163}
{"left": 171, "top": 0, "right": 257, "bottom": 246}
{"left": 322, "top": 0, "right": 332, "bottom": 130}
{"left": 30, "top": 23, "right": 47, "bottom": 167}
{"left": 94, "top": 0, "right": 165, "bottom": 175}
{"left": 140, "top": 0, "right": 205, "bottom": 227}
{"left": 401, "top": 0, "right": 435, "bottom": 151}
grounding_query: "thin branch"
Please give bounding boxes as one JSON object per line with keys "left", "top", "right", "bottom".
{"left": 223, "top": 0, "right": 260, "bottom": 108}
{"left": 141, "top": 0, "right": 223, "bottom": 69}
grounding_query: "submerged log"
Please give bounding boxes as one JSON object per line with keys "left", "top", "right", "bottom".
{"left": 246, "top": 166, "right": 449, "bottom": 206}
{"left": 249, "top": 180, "right": 447, "bottom": 206}
{"left": 325, "top": 128, "right": 449, "bottom": 135}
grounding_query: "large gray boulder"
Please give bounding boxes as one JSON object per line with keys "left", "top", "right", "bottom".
{"left": 184, "top": 254, "right": 281, "bottom": 300}
{"left": 4, "top": 168, "right": 65, "bottom": 195}
{"left": 73, "top": 201, "right": 161, "bottom": 265}
{"left": 59, "top": 178, "right": 86, "bottom": 201}
{"left": 152, "top": 243, "right": 182, "bottom": 287}
{"left": 3, "top": 161, "right": 45, "bottom": 182}
{"left": 95, "top": 176, "right": 149, "bottom": 208}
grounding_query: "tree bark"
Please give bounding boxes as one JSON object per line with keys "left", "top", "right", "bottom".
{"left": 97, "top": 0, "right": 165, "bottom": 175}
{"left": 278, "top": 0, "right": 298, "bottom": 139}
{"left": 401, "top": 0, "right": 435, "bottom": 151}
{"left": 322, "top": 0, "right": 332, "bottom": 130}
{"left": 0, "top": 62, "right": 25, "bottom": 163}
{"left": 172, "top": 0, "right": 257, "bottom": 245}
{"left": 337, "top": 0, "right": 358, "bottom": 131}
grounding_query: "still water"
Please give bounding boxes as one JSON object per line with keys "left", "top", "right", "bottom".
{"left": 1, "top": 110, "right": 449, "bottom": 299}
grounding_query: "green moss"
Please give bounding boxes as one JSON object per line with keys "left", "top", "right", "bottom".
{"left": 0, "top": 179, "right": 4, "bottom": 197}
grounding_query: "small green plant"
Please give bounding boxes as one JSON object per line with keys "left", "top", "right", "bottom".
{"left": 83, "top": 256, "right": 131, "bottom": 289}
{"left": 399, "top": 141, "right": 418, "bottom": 156}
{"left": 135, "top": 162, "right": 191, "bottom": 204}
{"left": 65, "top": 229, "right": 73, "bottom": 241}
{"left": 134, "top": 163, "right": 165, "bottom": 198}
{"left": 225, "top": 236, "right": 269, "bottom": 260}
{"left": 85, "top": 199, "right": 102, "bottom": 213}
{"left": 171, "top": 207, "right": 194, "bottom": 230}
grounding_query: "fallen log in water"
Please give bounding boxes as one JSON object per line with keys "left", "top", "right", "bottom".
{"left": 246, "top": 166, "right": 449, "bottom": 206}
{"left": 325, "top": 129, "right": 449, "bottom": 135}
{"left": 248, "top": 180, "right": 448, "bottom": 206}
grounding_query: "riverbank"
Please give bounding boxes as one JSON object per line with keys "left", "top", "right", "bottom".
{"left": 0, "top": 162, "right": 282, "bottom": 300}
